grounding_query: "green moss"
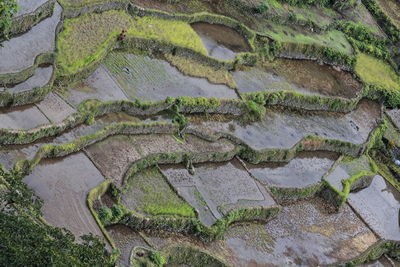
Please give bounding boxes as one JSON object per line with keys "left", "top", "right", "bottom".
{"left": 355, "top": 53, "right": 400, "bottom": 91}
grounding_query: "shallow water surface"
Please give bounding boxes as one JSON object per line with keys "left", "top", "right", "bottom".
{"left": 0, "top": 3, "right": 62, "bottom": 73}
{"left": 104, "top": 52, "right": 238, "bottom": 102}
{"left": 348, "top": 175, "right": 400, "bottom": 241}
{"left": 247, "top": 151, "right": 339, "bottom": 188}
{"left": 191, "top": 22, "right": 250, "bottom": 60}
{"left": 23, "top": 152, "right": 105, "bottom": 240}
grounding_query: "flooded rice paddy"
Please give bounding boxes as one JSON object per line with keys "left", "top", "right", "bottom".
{"left": 23, "top": 152, "right": 105, "bottom": 239}
{"left": 160, "top": 159, "right": 276, "bottom": 224}
{"left": 191, "top": 22, "right": 251, "bottom": 60}
{"left": 348, "top": 175, "right": 400, "bottom": 241}
{"left": 1, "top": 1, "right": 399, "bottom": 265}
{"left": 103, "top": 52, "right": 238, "bottom": 101}
{"left": 234, "top": 58, "right": 362, "bottom": 98}
{"left": 0, "top": 3, "right": 61, "bottom": 73}
{"left": 246, "top": 151, "right": 339, "bottom": 188}
{"left": 0, "top": 66, "right": 53, "bottom": 93}
{"left": 188, "top": 100, "right": 381, "bottom": 150}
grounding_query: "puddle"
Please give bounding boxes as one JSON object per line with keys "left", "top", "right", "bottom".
{"left": 191, "top": 22, "right": 250, "bottom": 61}
{"left": 0, "top": 66, "right": 53, "bottom": 93}
{"left": 36, "top": 92, "right": 76, "bottom": 123}
{"left": 233, "top": 59, "right": 362, "bottom": 98}
{"left": 188, "top": 100, "right": 381, "bottom": 150}
{"left": 23, "top": 152, "right": 106, "bottom": 240}
{"left": 348, "top": 175, "right": 400, "bottom": 241}
{"left": 160, "top": 159, "right": 276, "bottom": 223}
{"left": 0, "top": 3, "right": 62, "bottom": 74}
{"left": 0, "top": 104, "right": 49, "bottom": 129}
{"left": 65, "top": 65, "right": 128, "bottom": 107}
{"left": 246, "top": 151, "right": 338, "bottom": 188}
{"left": 16, "top": 0, "right": 50, "bottom": 17}
{"left": 104, "top": 52, "right": 238, "bottom": 102}
{"left": 85, "top": 135, "right": 141, "bottom": 186}
{"left": 106, "top": 225, "right": 149, "bottom": 267}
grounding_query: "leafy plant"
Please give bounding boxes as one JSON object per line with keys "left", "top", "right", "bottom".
{"left": 0, "top": 0, "right": 17, "bottom": 42}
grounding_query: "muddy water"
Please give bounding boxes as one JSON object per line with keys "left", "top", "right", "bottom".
{"left": 233, "top": 59, "right": 362, "bottom": 98}
{"left": 0, "top": 66, "right": 53, "bottom": 93}
{"left": 36, "top": 92, "right": 76, "bottom": 123}
{"left": 65, "top": 65, "right": 128, "bottom": 107}
{"left": 160, "top": 159, "right": 276, "bottom": 222}
{"left": 104, "top": 52, "right": 238, "bottom": 102}
{"left": 0, "top": 3, "right": 62, "bottom": 74}
{"left": 16, "top": 0, "right": 50, "bottom": 17}
{"left": 191, "top": 22, "right": 250, "bottom": 61}
{"left": 0, "top": 104, "right": 49, "bottom": 129}
{"left": 246, "top": 151, "right": 338, "bottom": 188}
{"left": 224, "top": 199, "right": 377, "bottom": 266}
{"left": 85, "top": 135, "right": 141, "bottom": 186}
{"left": 107, "top": 225, "right": 149, "bottom": 266}
{"left": 188, "top": 100, "right": 381, "bottom": 150}
{"left": 23, "top": 152, "right": 106, "bottom": 240}
{"left": 348, "top": 175, "right": 400, "bottom": 241}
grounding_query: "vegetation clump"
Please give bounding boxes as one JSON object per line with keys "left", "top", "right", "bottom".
{"left": 0, "top": 0, "right": 17, "bottom": 42}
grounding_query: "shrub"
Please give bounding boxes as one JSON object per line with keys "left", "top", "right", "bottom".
{"left": 98, "top": 206, "right": 113, "bottom": 225}
{"left": 149, "top": 251, "right": 167, "bottom": 267}
{"left": 0, "top": 0, "right": 17, "bottom": 42}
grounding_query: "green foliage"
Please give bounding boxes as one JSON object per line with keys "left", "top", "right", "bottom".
{"left": 149, "top": 251, "right": 167, "bottom": 267}
{"left": 0, "top": 0, "right": 17, "bottom": 42}
{"left": 98, "top": 206, "right": 113, "bottom": 225}
{"left": 1, "top": 168, "right": 42, "bottom": 216}
{"left": 362, "top": 0, "right": 400, "bottom": 41}
{"left": 245, "top": 100, "right": 266, "bottom": 120}
{"left": 0, "top": 212, "right": 112, "bottom": 266}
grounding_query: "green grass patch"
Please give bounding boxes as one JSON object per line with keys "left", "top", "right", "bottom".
{"left": 56, "top": 11, "right": 207, "bottom": 76}
{"left": 355, "top": 53, "right": 400, "bottom": 91}
{"left": 262, "top": 23, "right": 352, "bottom": 54}
{"left": 56, "top": 10, "right": 134, "bottom": 75}
{"left": 122, "top": 167, "right": 196, "bottom": 217}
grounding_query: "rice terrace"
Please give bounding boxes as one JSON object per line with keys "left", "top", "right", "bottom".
{"left": 1, "top": 0, "right": 400, "bottom": 266}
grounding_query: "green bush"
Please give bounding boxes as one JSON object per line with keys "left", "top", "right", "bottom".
{"left": 149, "top": 251, "right": 167, "bottom": 267}
{"left": 98, "top": 206, "right": 113, "bottom": 225}
{"left": 0, "top": 0, "right": 17, "bottom": 42}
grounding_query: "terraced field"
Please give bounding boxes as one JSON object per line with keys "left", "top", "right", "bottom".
{"left": 1, "top": 0, "right": 400, "bottom": 266}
